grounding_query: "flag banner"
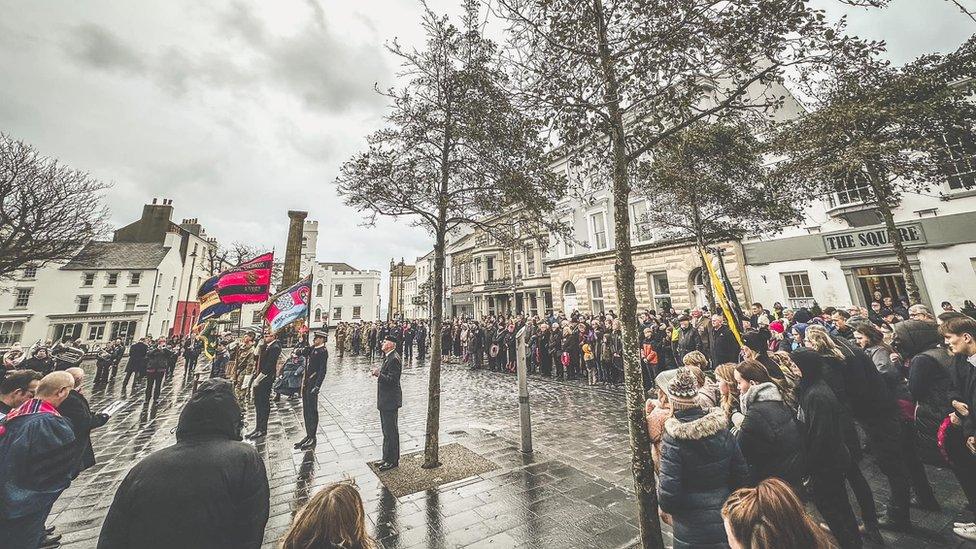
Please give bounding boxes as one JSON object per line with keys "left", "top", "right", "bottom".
{"left": 197, "top": 320, "right": 219, "bottom": 360}
{"left": 216, "top": 252, "right": 274, "bottom": 304}
{"left": 700, "top": 248, "right": 744, "bottom": 347}
{"left": 197, "top": 274, "right": 241, "bottom": 325}
{"left": 265, "top": 274, "right": 312, "bottom": 333}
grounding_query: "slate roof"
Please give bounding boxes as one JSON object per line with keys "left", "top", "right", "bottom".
{"left": 319, "top": 262, "right": 359, "bottom": 272}
{"left": 61, "top": 241, "right": 170, "bottom": 271}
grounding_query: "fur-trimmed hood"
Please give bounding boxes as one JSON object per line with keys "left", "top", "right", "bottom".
{"left": 664, "top": 407, "right": 727, "bottom": 441}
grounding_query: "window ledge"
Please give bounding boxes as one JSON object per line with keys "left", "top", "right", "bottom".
{"left": 943, "top": 188, "right": 976, "bottom": 200}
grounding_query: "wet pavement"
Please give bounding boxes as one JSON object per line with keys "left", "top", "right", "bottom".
{"left": 49, "top": 344, "right": 976, "bottom": 548}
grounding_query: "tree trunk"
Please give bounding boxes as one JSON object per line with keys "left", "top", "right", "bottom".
{"left": 424, "top": 222, "right": 446, "bottom": 469}
{"left": 868, "top": 169, "right": 921, "bottom": 305}
{"left": 689, "top": 195, "right": 716, "bottom": 311}
{"left": 593, "top": 2, "right": 664, "bottom": 547}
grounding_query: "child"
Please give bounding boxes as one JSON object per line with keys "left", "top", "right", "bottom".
{"left": 582, "top": 341, "right": 597, "bottom": 385}
{"left": 640, "top": 327, "right": 658, "bottom": 390}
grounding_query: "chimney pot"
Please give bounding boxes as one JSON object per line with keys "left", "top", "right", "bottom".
{"left": 152, "top": 198, "right": 157, "bottom": 204}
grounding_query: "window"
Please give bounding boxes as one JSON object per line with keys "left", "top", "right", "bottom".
{"left": 14, "top": 288, "right": 31, "bottom": 308}
{"left": 353, "top": 306, "right": 362, "bottom": 319}
{"left": 564, "top": 237, "right": 574, "bottom": 256}
{"left": 828, "top": 173, "right": 872, "bottom": 208}
{"left": 172, "top": 276, "right": 177, "bottom": 289}
{"left": 630, "top": 201, "right": 652, "bottom": 242}
{"left": 486, "top": 257, "right": 495, "bottom": 282}
{"left": 649, "top": 272, "right": 671, "bottom": 311}
{"left": 782, "top": 272, "right": 814, "bottom": 309}
{"left": 107, "top": 272, "right": 119, "bottom": 286}
{"left": 22, "top": 265, "right": 37, "bottom": 279}
{"left": 354, "top": 283, "right": 362, "bottom": 296}
{"left": 0, "top": 321, "right": 25, "bottom": 346}
{"left": 252, "top": 311, "right": 263, "bottom": 324}
{"left": 129, "top": 272, "right": 142, "bottom": 285}
{"left": 314, "top": 308, "right": 322, "bottom": 322}
{"left": 332, "top": 307, "right": 342, "bottom": 320}
{"left": 82, "top": 272, "right": 95, "bottom": 287}
{"left": 525, "top": 246, "right": 536, "bottom": 276}
{"left": 473, "top": 258, "right": 481, "bottom": 283}
{"left": 316, "top": 283, "right": 323, "bottom": 297}
{"left": 110, "top": 321, "right": 136, "bottom": 343}
{"left": 124, "top": 294, "right": 137, "bottom": 311}
{"left": 88, "top": 323, "right": 106, "bottom": 341}
{"left": 589, "top": 278, "right": 605, "bottom": 314}
{"left": 334, "top": 284, "right": 343, "bottom": 297}
{"left": 77, "top": 295, "right": 91, "bottom": 313}
{"left": 945, "top": 132, "right": 976, "bottom": 190}
{"left": 590, "top": 211, "right": 608, "bottom": 250}
{"left": 167, "top": 296, "right": 173, "bottom": 312}
{"left": 101, "top": 295, "right": 115, "bottom": 312}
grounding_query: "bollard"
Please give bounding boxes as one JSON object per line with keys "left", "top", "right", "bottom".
{"left": 515, "top": 327, "right": 533, "bottom": 454}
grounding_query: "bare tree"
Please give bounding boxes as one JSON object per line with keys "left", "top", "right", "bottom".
{"left": 0, "top": 133, "right": 110, "bottom": 280}
{"left": 493, "top": 1, "right": 856, "bottom": 545}
{"left": 337, "top": 1, "right": 564, "bottom": 468}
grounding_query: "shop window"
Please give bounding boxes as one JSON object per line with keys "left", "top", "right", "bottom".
{"left": 589, "top": 278, "right": 605, "bottom": 314}
{"left": 649, "top": 272, "right": 671, "bottom": 311}
{"left": 782, "top": 272, "right": 814, "bottom": 309}
{"left": 88, "top": 323, "right": 106, "bottom": 341}
{"left": 944, "top": 132, "right": 976, "bottom": 190}
{"left": 77, "top": 295, "right": 91, "bottom": 313}
{"left": 14, "top": 288, "right": 31, "bottom": 308}
{"left": 110, "top": 320, "right": 136, "bottom": 343}
{"left": 0, "top": 321, "right": 24, "bottom": 346}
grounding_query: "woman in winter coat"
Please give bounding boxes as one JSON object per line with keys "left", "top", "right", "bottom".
{"left": 789, "top": 349, "right": 862, "bottom": 549}
{"left": 562, "top": 325, "right": 581, "bottom": 380}
{"left": 733, "top": 360, "right": 806, "bottom": 488}
{"left": 658, "top": 370, "right": 748, "bottom": 548}
{"left": 550, "top": 324, "right": 563, "bottom": 379}
{"left": 536, "top": 323, "right": 552, "bottom": 377}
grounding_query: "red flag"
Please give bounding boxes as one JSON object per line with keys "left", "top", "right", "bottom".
{"left": 216, "top": 252, "right": 274, "bottom": 304}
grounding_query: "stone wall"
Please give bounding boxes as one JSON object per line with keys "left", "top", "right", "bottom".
{"left": 547, "top": 240, "right": 750, "bottom": 315}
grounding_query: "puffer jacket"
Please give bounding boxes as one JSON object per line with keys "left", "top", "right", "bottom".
{"left": 896, "top": 320, "right": 956, "bottom": 464}
{"left": 659, "top": 407, "right": 748, "bottom": 548}
{"left": 737, "top": 382, "right": 806, "bottom": 486}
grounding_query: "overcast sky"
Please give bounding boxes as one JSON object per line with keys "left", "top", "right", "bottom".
{"left": 0, "top": 0, "right": 971, "bottom": 309}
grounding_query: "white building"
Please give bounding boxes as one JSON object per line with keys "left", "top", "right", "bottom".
{"left": 0, "top": 207, "right": 202, "bottom": 349}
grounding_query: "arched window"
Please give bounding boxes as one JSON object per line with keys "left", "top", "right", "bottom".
{"left": 316, "top": 283, "right": 323, "bottom": 297}
{"left": 561, "top": 281, "right": 578, "bottom": 313}
{"left": 314, "top": 308, "right": 322, "bottom": 322}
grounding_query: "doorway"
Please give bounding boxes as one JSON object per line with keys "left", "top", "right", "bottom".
{"left": 854, "top": 265, "right": 907, "bottom": 304}
{"left": 562, "top": 281, "right": 578, "bottom": 313}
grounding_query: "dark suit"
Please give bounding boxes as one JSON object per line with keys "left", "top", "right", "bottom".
{"left": 58, "top": 390, "right": 108, "bottom": 478}
{"left": 254, "top": 341, "right": 281, "bottom": 432}
{"left": 299, "top": 344, "right": 328, "bottom": 441}
{"left": 377, "top": 351, "right": 403, "bottom": 465}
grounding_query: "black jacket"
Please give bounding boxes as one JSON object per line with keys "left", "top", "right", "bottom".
{"left": 736, "top": 383, "right": 806, "bottom": 485}
{"left": 126, "top": 341, "right": 148, "bottom": 373}
{"left": 948, "top": 353, "right": 976, "bottom": 439}
{"left": 301, "top": 345, "right": 328, "bottom": 391}
{"left": 258, "top": 341, "right": 281, "bottom": 377}
{"left": 673, "top": 325, "right": 701, "bottom": 362}
{"left": 97, "top": 380, "right": 268, "bottom": 549}
{"left": 58, "top": 390, "right": 108, "bottom": 477}
{"left": 792, "top": 350, "right": 852, "bottom": 474}
{"left": 377, "top": 351, "right": 402, "bottom": 410}
{"left": 709, "top": 325, "right": 740, "bottom": 366}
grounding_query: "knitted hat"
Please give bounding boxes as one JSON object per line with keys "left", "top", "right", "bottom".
{"left": 667, "top": 369, "right": 700, "bottom": 410}
{"left": 768, "top": 320, "right": 785, "bottom": 335}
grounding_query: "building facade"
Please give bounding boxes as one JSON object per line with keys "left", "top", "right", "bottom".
{"left": 307, "top": 263, "right": 382, "bottom": 327}
{"left": 387, "top": 260, "right": 416, "bottom": 320}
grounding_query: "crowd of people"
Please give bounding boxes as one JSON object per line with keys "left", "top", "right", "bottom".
{"left": 4, "top": 294, "right": 976, "bottom": 548}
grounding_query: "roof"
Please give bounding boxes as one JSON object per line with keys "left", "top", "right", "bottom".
{"left": 61, "top": 241, "right": 170, "bottom": 271}
{"left": 319, "top": 262, "right": 358, "bottom": 272}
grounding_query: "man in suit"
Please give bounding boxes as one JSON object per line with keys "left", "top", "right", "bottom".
{"left": 246, "top": 332, "right": 281, "bottom": 440}
{"left": 372, "top": 336, "right": 402, "bottom": 471}
{"left": 59, "top": 368, "right": 109, "bottom": 477}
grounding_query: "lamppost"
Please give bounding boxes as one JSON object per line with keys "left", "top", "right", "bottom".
{"left": 181, "top": 249, "right": 198, "bottom": 337}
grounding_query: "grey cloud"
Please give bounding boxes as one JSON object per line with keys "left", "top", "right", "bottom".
{"left": 63, "top": 23, "right": 146, "bottom": 75}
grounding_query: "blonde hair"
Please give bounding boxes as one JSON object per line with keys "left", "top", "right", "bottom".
{"left": 682, "top": 350, "right": 708, "bottom": 369}
{"left": 722, "top": 478, "right": 835, "bottom": 549}
{"left": 281, "top": 483, "right": 375, "bottom": 549}
{"left": 804, "top": 327, "right": 844, "bottom": 361}
{"left": 714, "top": 363, "right": 740, "bottom": 418}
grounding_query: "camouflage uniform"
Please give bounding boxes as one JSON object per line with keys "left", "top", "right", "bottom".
{"left": 335, "top": 323, "right": 346, "bottom": 358}
{"left": 233, "top": 341, "right": 256, "bottom": 405}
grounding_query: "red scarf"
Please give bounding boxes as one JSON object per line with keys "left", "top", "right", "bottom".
{"left": 0, "top": 398, "right": 62, "bottom": 437}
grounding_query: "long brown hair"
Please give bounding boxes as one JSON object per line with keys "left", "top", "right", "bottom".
{"left": 281, "top": 483, "right": 375, "bottom": 549}
{"left": 722, "top": 478, "right": 835, "bottom": 549}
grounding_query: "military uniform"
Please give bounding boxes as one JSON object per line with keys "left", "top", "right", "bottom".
{"left": 232, "top": 341, "right": 256, "bottom": 405}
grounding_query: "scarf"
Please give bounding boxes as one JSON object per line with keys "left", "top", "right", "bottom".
{"left": 0, "top": 398, "right": 62, "bottom": 436}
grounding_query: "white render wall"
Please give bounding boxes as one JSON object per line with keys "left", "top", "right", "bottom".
{"left": 309, "top": 264, "right": 381, "bottom": 326}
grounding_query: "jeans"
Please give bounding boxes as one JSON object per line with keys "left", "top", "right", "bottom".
{"left": 380, "top": 409, "right": 400, "bottom": 465}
